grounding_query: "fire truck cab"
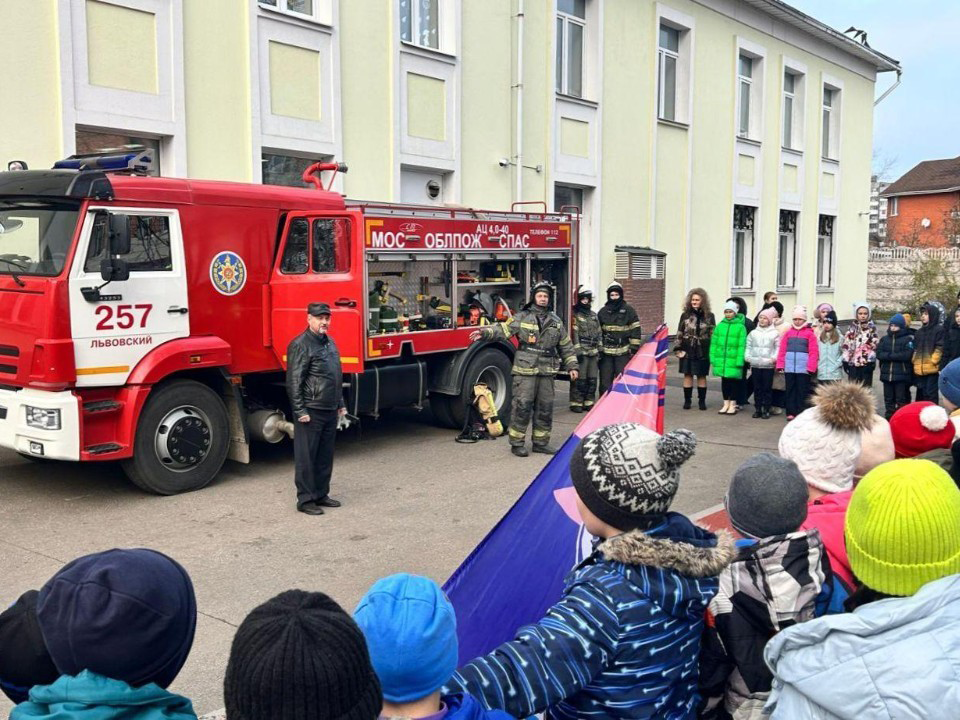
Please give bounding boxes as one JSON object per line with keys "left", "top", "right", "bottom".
{"left": 0, "top": 153, "right": 578, "bottom": 494}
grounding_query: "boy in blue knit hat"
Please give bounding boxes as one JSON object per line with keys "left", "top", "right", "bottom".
{"left": 877, "top": 313, "right": 914, "bottom": 419}
{"left": 355, "top": 574, "right": 512, "bottom": 720}
{"left": 446, "top": 424, "right": 735, "bottom": 720}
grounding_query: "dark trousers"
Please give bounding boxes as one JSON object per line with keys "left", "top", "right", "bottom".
{"left": 752, "top": 368, "right": 774, "bottom": 410}
{"left": 847, "top": 363, "right": 876, "bottom": 388}
{"left": 599, "top": 353, "right": 630, "bottom": 396}
{"left": 509, "top": 374, "right": 555, "bottom": 447}
{"left": 785, "top": 373, "right": 811, "bottom": 417}
{"left": 721, "top": 377, "right": 742, "bottom": 401}
{"left": 293, "top": 409, "right": 338, "bottom": 508}
{"left": 739, "top": 367, "right": 753, "bottom": 405}
{"left": 916, "top": 374, "right": 940, "bottom": 404}
{"left": 570, "top": 354, "right": 599, "bottom": 409}
{"left": 882, "top": 381, "right": 911, "bottom": 418}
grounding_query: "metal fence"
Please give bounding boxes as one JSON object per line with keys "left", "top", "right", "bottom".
{"left": 869, "top": 247, "right": 960, "bottom": 261}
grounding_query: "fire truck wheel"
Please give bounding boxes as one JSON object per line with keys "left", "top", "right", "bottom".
{"left": 121, "top": 380, "right": 230, "bottom": 495}
{"left": 450, "top": 349, "right": 513, "bottom": 429}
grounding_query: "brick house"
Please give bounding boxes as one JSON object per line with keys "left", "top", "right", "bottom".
{"left": 882, "top": 156, "right": 960, "bottom": 247}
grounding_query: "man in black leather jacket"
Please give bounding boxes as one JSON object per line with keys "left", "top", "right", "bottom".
{"left": 286, "top": 302, "right": 346, "bottom": 515}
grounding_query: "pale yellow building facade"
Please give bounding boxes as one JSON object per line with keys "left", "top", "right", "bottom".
{"left": 0, "top": 0, "right": 899, "bottom": 318}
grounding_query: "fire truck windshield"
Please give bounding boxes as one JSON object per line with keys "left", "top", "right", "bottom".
{"left": 0, "top": 200, "right": 81, "bottom": 277}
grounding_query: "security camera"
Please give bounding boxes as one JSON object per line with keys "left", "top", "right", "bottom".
{"left": 498, "top": 158, "right": 511, "bottom": 168}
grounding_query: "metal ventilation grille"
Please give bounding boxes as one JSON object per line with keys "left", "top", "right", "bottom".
{"left": 616, "top": 252, "right": 664, "bottom": 279}
{"left": 615, "top": 252, "right": 630, "bottom": 277}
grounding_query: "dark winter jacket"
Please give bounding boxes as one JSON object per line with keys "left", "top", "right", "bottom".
{"left": 698, "top": 531, "right": 829, "bottom": 720}
{"left": 598, "top": 300, "right": 643, "bottom": 356}
{"left": 913, "top": 303, "right": 945, "bottom": 376}
{"left": 449, "top": 514, "right": 736, "bottom": 720}
{"left": 286, "top": 328, "right": 344, "bottom": 417}
{"left": 942, "top": 322, "right": 960, "bottom": 370}
{"left": 776, "top": 326, "right": 819, "bottom": 374}
{"left": 480, "top": 307, "right": 578, "bottom": 376}
{"left": 572, "top": 306, "right": 602, "bottom": 357}
{"left": 675, "top": 310, "right": 716, "bottom": 361}
{"left": 877, "top": 329, "right": 914, "bottom": 384}
{"left": 710, "top": 314, "right": 748, "bottom": 379}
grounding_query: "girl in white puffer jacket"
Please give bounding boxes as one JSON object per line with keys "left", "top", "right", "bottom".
{"left": 745, "top": 308, "right": 781, "bottom": 418}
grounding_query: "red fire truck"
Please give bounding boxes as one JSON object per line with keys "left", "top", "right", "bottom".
{"left": 0, "top": 153, "right": 578, "bottom": 494}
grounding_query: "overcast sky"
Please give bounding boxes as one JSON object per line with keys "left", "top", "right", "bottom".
{"left": 791, "top": 0, "right": 959, "bottom": 181}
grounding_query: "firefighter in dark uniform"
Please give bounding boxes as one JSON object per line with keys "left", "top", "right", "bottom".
{"left": 570, "top": 286, "right": 601, "bottom": 413}
{"left": 470, "top": 282, "right": 578, "bottom": 457}
{"left": 286, "top": 302, "right": 346, "bottom": 515}
{"left": 598, "top": 280, "right": 643, "bottom": 396}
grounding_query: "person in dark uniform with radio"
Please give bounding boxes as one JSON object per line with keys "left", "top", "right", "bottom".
{"left": 470, "top": 282, "right": 578, "bottom": 457}
{"left": 598, "top": 281, "right": 643, "bottom": 396}
{"left": 286, "top": 302, "right": 346, "bottom": 515}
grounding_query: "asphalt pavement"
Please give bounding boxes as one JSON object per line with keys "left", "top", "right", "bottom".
{"left": 0, "top": 366, "right": 787, "bottom": 716}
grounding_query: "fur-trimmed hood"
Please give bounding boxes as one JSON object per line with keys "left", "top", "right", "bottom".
{"left": 600, "top": 520, "right": 736, "bottom": 578}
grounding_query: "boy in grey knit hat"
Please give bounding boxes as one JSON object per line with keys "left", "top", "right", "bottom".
{"left": 449, "top": 423, "right": 735, "bottom": 720}
{"left": 699, "top": 453, "right": 833, "bottom": 719}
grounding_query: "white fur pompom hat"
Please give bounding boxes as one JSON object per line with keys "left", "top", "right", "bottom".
{"left": 778, "top": 382, "right": 876, "bottom": 493}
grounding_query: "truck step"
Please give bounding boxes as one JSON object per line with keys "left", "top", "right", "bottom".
{"left": 83, "top": 400, "right": 123, "bottom": 414}
{"left": 85, "top": 443, "right": 123, "bottom": 455}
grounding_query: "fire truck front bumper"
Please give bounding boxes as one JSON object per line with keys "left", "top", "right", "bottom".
{"left": 0, "top": 387, "right": 80, "bottom": 461}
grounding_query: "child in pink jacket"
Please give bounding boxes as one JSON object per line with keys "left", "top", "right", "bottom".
{"left": 776, "top": 305, "right": 819, "bottom": 420}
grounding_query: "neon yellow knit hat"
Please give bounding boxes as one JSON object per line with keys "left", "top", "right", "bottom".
{"left": 845, "top": 459, "right": 960, "bottom": 597}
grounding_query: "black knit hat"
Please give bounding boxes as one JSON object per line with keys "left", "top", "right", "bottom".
{"left": 0, "top": 590, "right": 59, "bottom": 704}
{"left": 570, "top": 423, "right": 697, "bottom": 531}
{"left": 824, "top": 310, "right": 838, "bottom": 326}
{"left": 224, "top": 590, "right": 382, "bottom": 720}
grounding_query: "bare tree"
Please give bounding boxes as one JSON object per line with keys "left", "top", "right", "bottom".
{"left": 893, "top": 219, "right": 924, "bottom": 248}
{"left": 872, "top": 148, "right": 899, "bottom": 182}
{"left": 944, "top": 201, "right": 960, "bottom": 246}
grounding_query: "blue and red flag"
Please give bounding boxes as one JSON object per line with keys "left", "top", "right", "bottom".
{"left": 444, "top": 324, "right": 671, "bottom": 664}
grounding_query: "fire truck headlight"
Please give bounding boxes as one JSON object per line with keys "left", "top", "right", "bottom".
{"left": 25, "top": 406, "right": 61, "bottom": 431}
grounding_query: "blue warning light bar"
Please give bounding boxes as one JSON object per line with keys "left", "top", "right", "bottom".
{"left": 53, "top": 148, "right": 155, "bottom": 174}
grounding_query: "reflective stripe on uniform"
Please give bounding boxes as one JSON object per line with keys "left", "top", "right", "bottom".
{"left": 513, "top": 366, "right": 540, "bottom": 376}
{"left": 508, "top": 427, "right": 526, "bottom": 439}
{"left": 602, "top": 346, "right": 632, "bottom": 356}
{"left": 532, "top": 429, "right": 550, "bottom": 438}
{"left": 563, "top": 356, "right": 578, "bottom": 367}
{"left": 601, "top": 324, "right": 632, "bottom": 332}
{"left": 628, "top": 321, "right": 642, "bottom": 330}
{"left": 629, "top": 338, "right": 643, "bottom": 346}
{"left": 519, "top": 322, "right": 539, "bottom": 330}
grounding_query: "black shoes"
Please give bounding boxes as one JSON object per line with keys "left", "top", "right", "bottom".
{"left": 532, "top": 445, "right": 558, "bottom": 455}
{"left": 752, "top": 410, "right": 762, "bottom": 418}
{"left": 570, "top": 406, "right": 583, "bottom": 413}
{"left": 297, "top": 502, "right": 325, "bottom": 516}
{"left": 317, "top": 496, "right": 341, "bottom": 508}
{"left": 761, "top": 409, "right": 771, "bottom": 419}
{"left": 511, "top": 445, "right": 529, "bottom": 457}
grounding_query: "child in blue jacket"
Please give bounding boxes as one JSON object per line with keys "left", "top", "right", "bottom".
{"left": 447, "top": 424, "right": 735, "bottom": 720}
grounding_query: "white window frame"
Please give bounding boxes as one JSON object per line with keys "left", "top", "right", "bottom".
{"left": 556, "top": 1, "right": 586, "bottom": 98}
{"left": 777, "top": 210, "right": 798, "bottom": 290}
{"left": 731, "top": 204, "right": 756, "bottom": 291}
{"left": 816, "top": 214, "right": 835, "bottom": 289}
{"left": 889, "top": 196, "right": 899, "bottom": 216}
{"left": 655, "top": 6, "right": 694, "bottom": 125}
{"left": 821, "top": 79, "right": 842, "bottom": 161}
{"left": 658, "top": 26, "right": 679, "bottom": 122}
{"left": 781, "top": 58, "right": 806, "bottom": 153}
{"left": 735, "top": 40, "right": 765, "bottom": 143}
{"left": 738, "top": 55, "right": 753, "bottom": 138}
{"left": 258, "top": 0, "right": 332, "bottom": 26}
{"left": 400, "top": 0, "right": 449, "bottom": 52}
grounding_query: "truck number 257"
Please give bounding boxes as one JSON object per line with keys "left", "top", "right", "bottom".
{"left": 95, "top": 304, "right": 153, "bottom": 331}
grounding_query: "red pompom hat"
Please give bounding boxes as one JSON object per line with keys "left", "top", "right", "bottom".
{"left": 889, "top": 401, "right": 956, "bottom": 458}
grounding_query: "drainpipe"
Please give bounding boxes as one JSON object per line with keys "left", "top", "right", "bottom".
{"left": 874, "top": 68, "right": 902, "bottom": 106}
{"left": 515, "top": 0, "right": 524, "bottom": 203}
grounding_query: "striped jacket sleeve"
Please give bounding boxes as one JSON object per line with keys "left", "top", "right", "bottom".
{"left": 481, "top": 316, "right": 519, "bottom": 342}
{"left": 446, "top": 580, "right": 620, "bottom": 718}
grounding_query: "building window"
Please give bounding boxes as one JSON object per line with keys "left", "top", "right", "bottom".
{"left": 738, "top": 55, "right": 753, "bottom": 138}
{"left": 777, "top": 210, "right": 798, "bottom": 289}
{"left": 783, "top": 72, "right": 795, "bottom": 148}
{"left": 658, "top": 25, "right": 679, "bottom": 122}
{"left": 822, "top": 87, "right": 840, "bottom": 159}
{"left": 259, "top": 0, "right": 329, "bottom": 23}
{"left": 400, "top": 0, "right": 440, "bottom": 50}
{"left": 75, "top": 129, "right": 161, "bottom": 176}
{"left": 732, "top": 205, "right": 755, "bottom": 290}
{"left": 554, "top": 184, "right": 584, "bottom": 213}
{"left": 262, "top": 152, "right": 331, "bottom": 188}
{"left": 889, "top": 196, "right": 898, "bottom": 216}
{"left": 817, "top": 214, "right": 835, "bottom": 288}
{"left": 556, "top": 0, "right": 585, "bottom": 98}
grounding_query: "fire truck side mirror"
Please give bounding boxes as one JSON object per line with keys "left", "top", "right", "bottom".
{"left": 100, "top": 257, "right": 130, "bottom": 283}
{"left": 107, "top": 214, "right": 131, "bottom": 256}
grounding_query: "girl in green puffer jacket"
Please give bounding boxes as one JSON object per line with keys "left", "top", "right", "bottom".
{"left": 710, "top": 302, "right": 748, "bottom": 415}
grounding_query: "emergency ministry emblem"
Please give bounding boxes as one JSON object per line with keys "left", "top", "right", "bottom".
{"left": 210, "top": 251, "right": 247, "bottom": 295}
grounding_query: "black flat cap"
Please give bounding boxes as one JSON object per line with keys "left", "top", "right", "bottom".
{"left": 308, "top": 302, "right": 332, "bottom": 316}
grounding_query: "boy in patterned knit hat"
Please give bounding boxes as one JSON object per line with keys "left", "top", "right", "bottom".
{"left": 447, "top": 423, "right": 735, "bottom": 720}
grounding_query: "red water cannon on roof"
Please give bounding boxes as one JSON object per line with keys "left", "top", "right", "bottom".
{"left": 302, "top": 161, "right": 349, "bottom": 191}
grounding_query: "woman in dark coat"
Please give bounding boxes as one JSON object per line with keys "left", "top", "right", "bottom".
{"left": 674, "top": 288, "right": 715, "bottom": 410}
